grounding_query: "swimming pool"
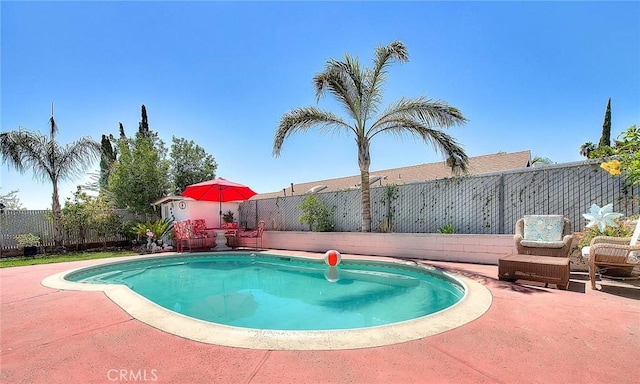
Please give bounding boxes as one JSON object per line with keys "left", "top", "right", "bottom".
{"left": 64, "top": 253, "right": 464, "bottom": 331}
{"left": 43, "top": 251, "right": 492, "bottom": 350}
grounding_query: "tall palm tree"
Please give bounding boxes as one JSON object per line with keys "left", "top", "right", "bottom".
{"left": 0, "top": 109, "right": 101, "bottom": 249}
{"left": 273, "top": 41, "right": 468, "bottom": 232}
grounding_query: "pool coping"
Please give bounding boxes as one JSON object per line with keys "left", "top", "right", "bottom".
{"left": 41, "top": 251, "right": 492, "bottom": 350}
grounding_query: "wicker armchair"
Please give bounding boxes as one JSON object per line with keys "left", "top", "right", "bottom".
{"left": 588, "top": 222, "right": 640, "bottom": 289}
{"left": 514, "top": 216, "right": 573, "bottom": 257}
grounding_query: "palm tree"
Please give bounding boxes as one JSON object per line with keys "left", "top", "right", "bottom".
{"left": 0, "top": 109, "right": 101, "bottom": 249}
{"left": 531, "top": 156, "right": 552, "bottom": 166}
{"left": 580, "top": 142, "right": 596, "bottom": 158}
{"left": 273, "top": 41, "right": 468, "bottom": 232}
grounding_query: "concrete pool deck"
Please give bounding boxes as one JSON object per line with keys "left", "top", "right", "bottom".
{"left": 1, "top": 251, "right": 639, "bottom": 383}
{"left": 40, "top": 251, "right": 493, "bottom": 350}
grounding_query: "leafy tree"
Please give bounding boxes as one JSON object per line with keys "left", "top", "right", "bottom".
{"left": 108, "top": 126, "right": 134, "bottom": 206}
{"left": 91, "top": 201, "right": 124, "bottom": 248}
{"left": 108, "top": 120, "right": 169, "bottom": 215}
{"left": 273, "top": 41, "right": 468, "bottom": 231}
{"left": 0, "top": 189, "right": 24, "bottom": 210}
{"left": 588, "top": 144, "right": 615, "bottom": 159}
{"left": 61, "top": 187, "right": 123, "bottom": 250}
{"left": 600, "top": 124, "right": 640, "bottom": 185}
{"left": 0, "top": 109, "right": 101, "bottom": 249}
{"left": 598, "top": 97, "right": 612, "bottom": 148}
{"left": 169, "top": 136, "right": 217, "bottom": 194}
{"left": 61, "top": 187, "right": 93, "bottom": 249}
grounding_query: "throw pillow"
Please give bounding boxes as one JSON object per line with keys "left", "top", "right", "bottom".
{"left": 523, "top": 215, "right": 564, "bottom": 242}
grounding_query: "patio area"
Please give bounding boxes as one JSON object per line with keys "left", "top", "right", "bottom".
{"left": 1, "top": 251, "right": 639, "bottom": 384}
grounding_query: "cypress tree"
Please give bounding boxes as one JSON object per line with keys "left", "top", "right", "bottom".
{"left": 119, "top": 122, "right": 126, "bottom": 139}
{"left": 138, "top": 104, "right": 150, "bottom": 138}
{"left": 598, "top": 98, "right": 611, "bottom": 147}
{"left": 99, "top": 134, "right": 116, "bottom": 189}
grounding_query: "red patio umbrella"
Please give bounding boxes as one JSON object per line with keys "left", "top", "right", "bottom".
{"left": 181, "top": 178, "right": 257, "bottom": 226}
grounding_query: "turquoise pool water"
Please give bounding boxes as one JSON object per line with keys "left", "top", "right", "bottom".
{"left": 66, "top": 253, "right": 465, "bottom": 331}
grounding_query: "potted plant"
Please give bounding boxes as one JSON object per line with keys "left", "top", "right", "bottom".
{"left": 14, "top": 233, "right": 40, "bottom": 256}
{"left": 222, "top": 210, "right": 235, "bottom": 224}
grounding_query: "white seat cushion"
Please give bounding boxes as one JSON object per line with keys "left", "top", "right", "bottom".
{"left": 627, "top": 222, "right": 640, "bottom": 262}
{"left": 521, "top": 240, "right": 566, "bottom": 248}
{"left": 630, "top": 221, "right": 640, "bottom": 246}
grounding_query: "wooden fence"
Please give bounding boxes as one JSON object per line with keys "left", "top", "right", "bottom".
{"left": 0, "top": 209, "right": 142, "bottom": 251}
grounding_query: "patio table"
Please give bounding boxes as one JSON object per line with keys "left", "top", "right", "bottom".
{"left": 205, "top": 228, "right": 237, "bottom": 251}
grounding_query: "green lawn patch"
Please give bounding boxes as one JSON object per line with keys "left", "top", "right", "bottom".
{"left": 0, "top": 250, "right": 139, "bottom": 268}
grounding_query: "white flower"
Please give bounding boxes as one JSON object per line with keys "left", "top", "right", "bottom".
{"left": 582, "top": 203, "right": 623, "bottom": 231}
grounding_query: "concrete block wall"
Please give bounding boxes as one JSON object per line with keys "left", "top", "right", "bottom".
{"left": 260, "top": 231, "right": 517, "bottom": 265}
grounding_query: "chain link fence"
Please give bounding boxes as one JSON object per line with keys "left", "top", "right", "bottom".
{"left": 3, "top": 161, "right": 638, "bottom": 250}
{"left": 240, "top": 161, "right": 640, "bottom": 234}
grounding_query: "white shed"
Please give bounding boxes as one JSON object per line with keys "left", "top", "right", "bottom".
{"left": 152, "top": 196, "right": 240, "bottom": 228}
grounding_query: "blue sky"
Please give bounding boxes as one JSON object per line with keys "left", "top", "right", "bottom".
{"left": 2, "top": 1, "right": 639, "bottom": 209}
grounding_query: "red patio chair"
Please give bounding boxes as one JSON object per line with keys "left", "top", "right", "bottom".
{"left": 173, "top": 219, "right": 215, "bottom": 252}
{"left": 222, "top": 222, "right": 239, "bottom": 247}
{"left": 172, "top": 220, "right": 188, "bottom": 253}
{"left": 237, "top": 220, "right": 265, "bottom": 249}
{"left": 188, "top": 219, "right": 215, "bottom": 250}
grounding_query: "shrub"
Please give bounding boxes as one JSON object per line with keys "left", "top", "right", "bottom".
{"left": 130, "top": 218, "right": 173, "bottom": 241}
{"left": 60, "top": 189, "right": 124, "bottom": 249}
{"left": 14, "top": 233, "right": 41, "bottom": 247}
{"left": 437, "top": 224, "right": 456, "bottom": 234}
{"left": 578, "top": 218, "right": 635, "bottom": 249}
{"left": 598, "top": 124, "right": 640, "bottom": 185}
{"left": 298, "top": 195, "right": 334, "bottom": 232}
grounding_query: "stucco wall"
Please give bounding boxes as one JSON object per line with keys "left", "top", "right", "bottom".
{"left": 159, "top": 200, "right": 240, "bottom": 228}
